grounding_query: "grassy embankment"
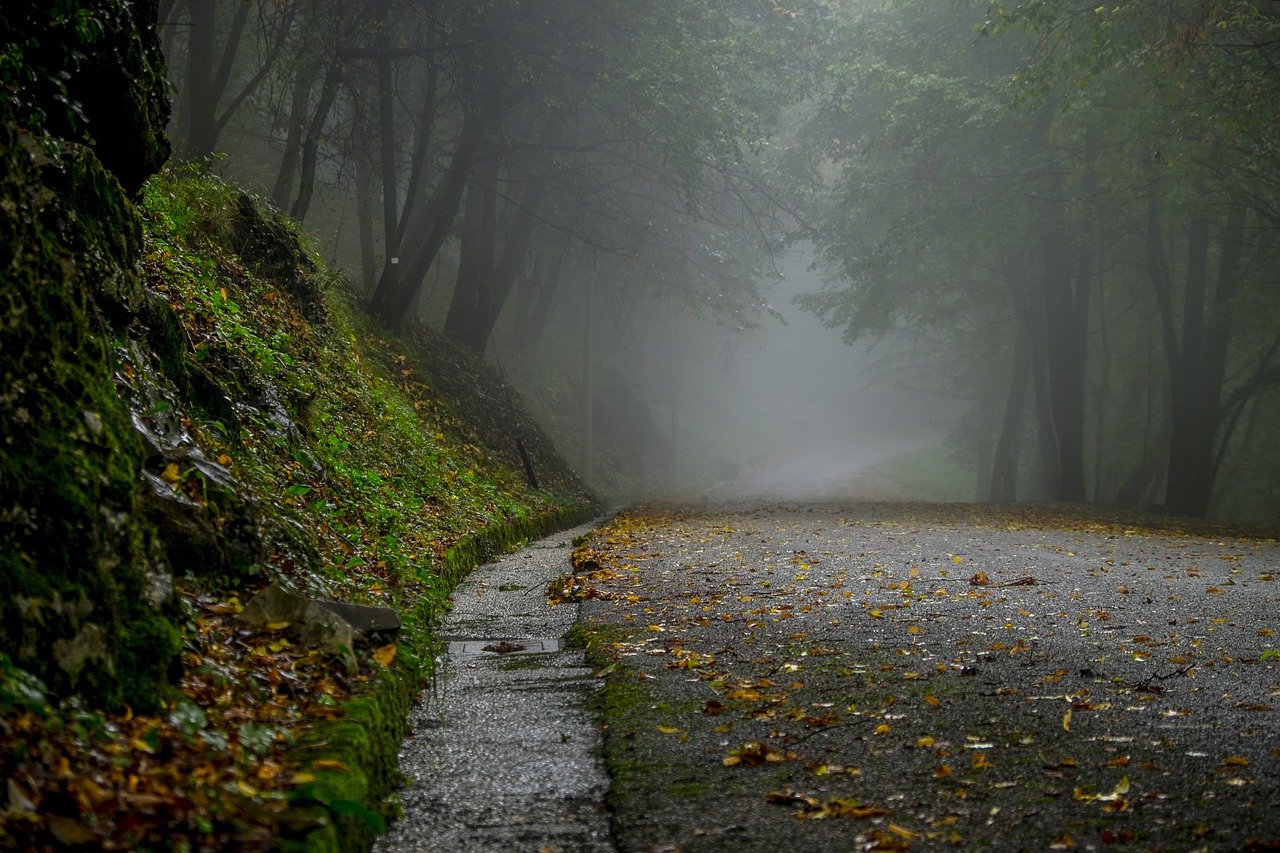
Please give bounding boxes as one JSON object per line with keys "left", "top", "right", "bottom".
{"left": 0, "top": 166, "right": 594, "bottom": 850}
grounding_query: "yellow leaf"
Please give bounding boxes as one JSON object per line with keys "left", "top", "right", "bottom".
{"left": 266, "top": 621, "right": 292, "bottom": 631}
{"left": 311, "top": 758, "right": 351, "bottom": 772}
{"left": 292, "top": 772, "right": 316, "bottom": 784}
{"left": 161, "top": 462, "right": 181, "bottom": 484}
{"left": 916, "top": 736, "right": 935, "bottom": 748}
{"left": 875, "top": 723, "right": 891, "bottom": 734}
{"left": 1224, "top": 755, "right": 1249, "bottom": 766}
{"left": 236, "top": 780, "right": 259, "bottom": 798}
{"left": 1095, "top": 776, "right": 1131, "bottom": 801}
{"left": 933, "top": 764, "right": 952, "bottom": 778}
{"left": 869, "top": 609, "right": 883, "bottom": 619}
{"left": 924, "top": 694, "right": 941, "bottom": 708}
{"left": 657, "top": 726, "right": 681, "bottom": 734}
{"left": 1063, "top": 708, "right": 1072, "bottom": 731}
{"left": 373, "top": 643, "right": 397, "bottom": 668}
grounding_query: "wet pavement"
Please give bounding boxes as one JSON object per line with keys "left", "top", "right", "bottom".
{"left": 375, "top": 520, "right": 615, "bottom": 853}
{"left": 577, "top": 501, "right": 1280, "bottom": 852}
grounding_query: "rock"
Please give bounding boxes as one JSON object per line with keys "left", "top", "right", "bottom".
{"left": 52, "top": 623, "right": 110, "bottom": 681}
{"left": 238, "top": 585, "right": 400, "bottom": 672}
{"left": 313, "top": 600, "right": 400, "bottom": 642}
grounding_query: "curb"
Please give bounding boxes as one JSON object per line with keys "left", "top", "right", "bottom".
{"left": 282, "top": 501, "right": 599, "bottom": 852}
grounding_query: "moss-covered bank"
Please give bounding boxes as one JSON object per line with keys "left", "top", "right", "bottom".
{"left": 2, "top": 4, "right": 596, "bottom": 845}
{"left": 0, "top": 152, "right": 595, "bottom": 845}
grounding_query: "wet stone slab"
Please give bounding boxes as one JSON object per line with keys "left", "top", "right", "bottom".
{"left": 375, "top": 521, "right": 615, "bottom": 853}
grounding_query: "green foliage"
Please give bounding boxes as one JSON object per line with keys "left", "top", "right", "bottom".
{"left": 139, "top": 168, "right": 594, "bottom": 608}
{"left": 0, "top": 654, "right": 50, "bottom": 715}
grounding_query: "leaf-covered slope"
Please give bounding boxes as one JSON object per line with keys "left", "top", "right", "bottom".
{"left": 0, "top": 163, "right": 594, "bottom": 849}
{"left": 137, "top": 168, "right": 594, "bottom": 613}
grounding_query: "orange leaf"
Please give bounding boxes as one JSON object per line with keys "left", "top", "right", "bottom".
{"left": 372, "top": 643, "right": 397, "bottom": 667}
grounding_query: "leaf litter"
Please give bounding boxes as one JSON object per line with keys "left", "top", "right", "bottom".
{"left": 576, "top": 501, "right": 1280, "bottom": 851}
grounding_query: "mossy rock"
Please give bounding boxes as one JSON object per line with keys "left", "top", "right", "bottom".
{"left": 0, "top": 109, "right": 177, "bottom": 709}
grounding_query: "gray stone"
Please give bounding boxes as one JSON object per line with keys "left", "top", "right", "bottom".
{"left": 52, "top": 623, "right": 110, "bottom": 679}
{"left": 237, "top": 584, "right": 357, "bottom": 671}
{"left": 313, "top": 599, "right": 400, "bottom": 638}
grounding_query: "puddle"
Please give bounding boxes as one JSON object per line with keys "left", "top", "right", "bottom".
{"left": 447, "top": 638, "right": 561, "bottom": 657}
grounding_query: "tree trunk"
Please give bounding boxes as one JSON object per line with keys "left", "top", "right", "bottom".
{"left": 989, "top": 328, "right": 1030, "bottom": 503}
{"left": 445, "top": 117, "right": 563, "bottom": 353}
{"left": 375, "top": 0, "right": 402, "bottom": 309}
{"left": 288, "top": 62, "right": 341, "bottom": 221}
{"left": 1163, "top": 207, "right": 1247, "bottom": 517}
{"left": 443, "top": 150, "right": 499, "bottom": 345}
{"left": 271, "top": 52, "right": 322, "bottom": 209}
{"left": 1037, "top": 222, "right": 1089, "bottom": 503}
{"left": 355, "top": 153, "right": 378, "bottom": 292}
{"left": 368, "top": 109, "right": 489, "bottom": 327}
{"left": 181, "top": 0, "right": 218, "bottom": 157}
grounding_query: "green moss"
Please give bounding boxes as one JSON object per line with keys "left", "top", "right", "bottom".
{"left": 0, "top": 108, "right": 177, "bottom": 708}
{"left": 116, "top": 613, "right": 182, "bottom": 709}
{"left": 283, "top": 666, "right": 419, "bottom": 852}
{"left": 668, "top": 781, "right": 714, "bottom": 797}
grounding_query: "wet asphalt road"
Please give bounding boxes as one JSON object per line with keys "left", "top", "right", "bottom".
{"left": 577, "top": 501, "right": 1280, "bottom": 852}
{"left": 376, "top": 501, "right": 1280, "bottom": 852}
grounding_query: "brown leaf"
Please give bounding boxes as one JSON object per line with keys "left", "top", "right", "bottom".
{"left": 481, "top": 641, "right": 526, "bottom": 654}
{"left": 969, "top": 571, "right": 991, "bottom": 586}
{"left": 47, "top": 816, "right": 97, "bottom": 845}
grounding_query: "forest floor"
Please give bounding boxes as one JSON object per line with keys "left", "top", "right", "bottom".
{"left": 568, "top": 501, "right": 1280, "bottom": 851}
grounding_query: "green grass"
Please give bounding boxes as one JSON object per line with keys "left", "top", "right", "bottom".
{"left": 869, "top": 443, "right": 975, "bottom": 502}
{"left": 140, "top": 167, "right": 590, "bottom": 615}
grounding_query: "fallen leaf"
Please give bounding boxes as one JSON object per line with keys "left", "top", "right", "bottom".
{"left": 969, "top": 571, "right": 991, "bottom": 586}
{"left": 47, "top": 816, "right": 96, "bottom": 845}
{"left": 887, "top": 823, "right": 920, "bottom": 840}
{"left": 482, "top": 641, "right": 526, "bottom": 654}
{"left": 372, "top": 644, "right": 397, "bottom": 667}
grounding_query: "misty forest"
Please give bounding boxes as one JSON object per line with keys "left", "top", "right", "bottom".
{"left": 3, "top": 0, "right": 1280, "bottom": 850}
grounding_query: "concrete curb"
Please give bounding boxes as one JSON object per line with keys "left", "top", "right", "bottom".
{"left": 281, "top": 501, "right": 599, "bottom": 853}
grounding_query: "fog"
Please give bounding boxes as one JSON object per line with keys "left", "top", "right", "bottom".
{"left": 494, "top": 247, "right": 962, "bottom": 503}
{"left": 160, "top": 0, "right": 1280, "bottom": 522}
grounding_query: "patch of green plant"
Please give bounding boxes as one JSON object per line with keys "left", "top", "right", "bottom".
{"left": 869, "top": 443, "right": 974, "bottom": 502}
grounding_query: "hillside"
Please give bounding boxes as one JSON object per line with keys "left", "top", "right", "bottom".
{"left": 1, "top": 160, "right": 593, "bottom": 848}
{"left": 0, "top": 9, "right": 593, "bottom": 842}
